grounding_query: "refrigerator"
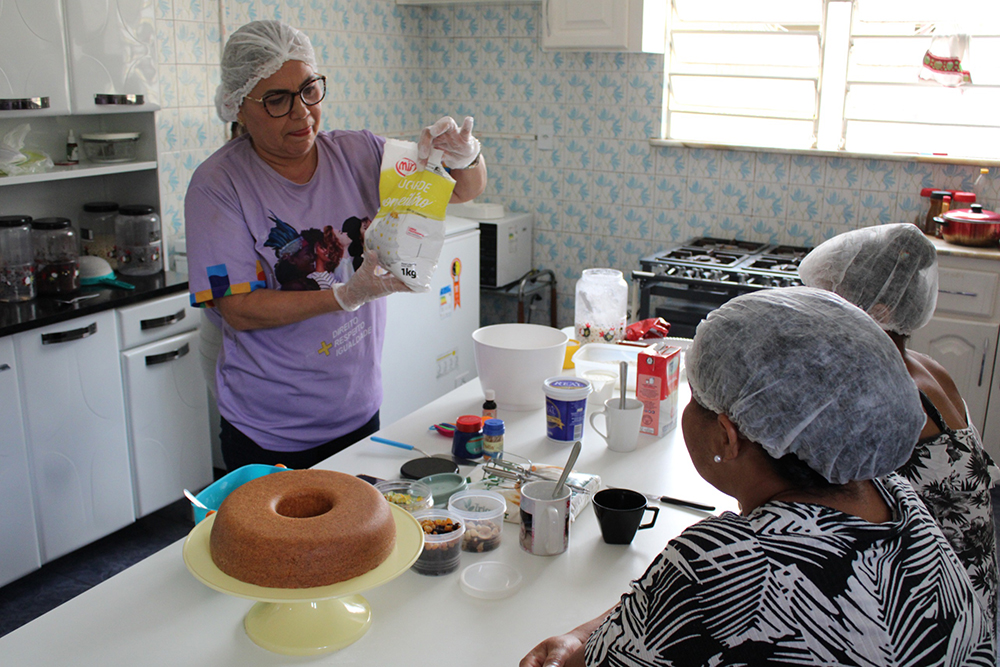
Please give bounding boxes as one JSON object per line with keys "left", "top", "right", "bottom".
{"left": 380, "top": 214, "right": 481, "bottom": 426}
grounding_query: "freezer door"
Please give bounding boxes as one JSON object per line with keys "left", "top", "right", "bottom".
{"left": 381, "top": 229, "right": 480, "bottom": 426}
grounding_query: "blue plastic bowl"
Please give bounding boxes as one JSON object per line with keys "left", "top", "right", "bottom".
{"left": 192, "top": 464, "right": 289, "bottom": 524}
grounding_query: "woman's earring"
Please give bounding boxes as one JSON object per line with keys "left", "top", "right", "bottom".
{"left": 713, "top": 455, "right": 722, "bottom": 463}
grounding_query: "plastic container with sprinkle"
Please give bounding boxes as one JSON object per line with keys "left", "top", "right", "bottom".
{"left": 0, "top": 215, "right": 36, "bottom": 303}
{"left": 115, "top": 204, "right": 162, "bottom": 276}
{"left": 452, "top": 414, "right": 484, "bottom": 459}
{"left": 543, "top": 376, "right": 592, "bottom": 444}
{"left": 411, "top": 509, "right": 465, "bottom": 576}
{"left": 448, "top": 489, "right": 506, "bottom": 553}
{"left": 31, "top": 217, "right": 79, "bottom": 296}
{"left": 80, "top": 201, "right": 119, "bottom": 268}
{"left": 374, "top": 479, "right": 433, "bottom": 513}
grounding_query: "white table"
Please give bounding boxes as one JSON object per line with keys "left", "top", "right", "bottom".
{"left": 1, "top": 380, "right": 737, "bottom": 666}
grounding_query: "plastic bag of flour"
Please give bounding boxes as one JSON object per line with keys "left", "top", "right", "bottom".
{"left": 365, "top": 139, "right": 456, "bottom": 292}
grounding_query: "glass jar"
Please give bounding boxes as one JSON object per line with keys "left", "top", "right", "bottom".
{"left": 115, "top": 204, "right": 162, "bottom": 276}
{"left": 924, "top": 190, "right": 952, "bottom": 236}
{"left": 575, "top": 268, "right": 628, "bottom": 344}
{"left": 31, "top": 217, "right": 80, "bottom": 296}
{"left": 0, "top": 215, "right": 36, "bottom": 302}
{"left": 80, "top": 201, "right": 119, "bottom": 268}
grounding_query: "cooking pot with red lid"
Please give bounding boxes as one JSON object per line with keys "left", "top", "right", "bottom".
{"left": 935, "top": 204, "right": 1000, "bottom": 247}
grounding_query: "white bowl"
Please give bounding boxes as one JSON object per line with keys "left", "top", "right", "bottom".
{"left": 473, "top": 323, "right": 568, "bottom": 411}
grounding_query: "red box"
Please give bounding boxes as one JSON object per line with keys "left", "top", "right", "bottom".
{"left": 636, "top": 345, "right": 681, "bottom": 436}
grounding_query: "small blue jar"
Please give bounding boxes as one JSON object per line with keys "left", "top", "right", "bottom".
{"left": 452, "top": 414, "right": 484, "bottom": 459}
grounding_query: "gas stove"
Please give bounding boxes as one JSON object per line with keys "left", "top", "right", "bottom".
{"left": 633, "top": 237, "right": 813, "bottom": 337}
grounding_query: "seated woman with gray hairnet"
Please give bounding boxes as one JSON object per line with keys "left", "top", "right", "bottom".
{"left": 799, "top": 223, "right": 1000, "bottom": 634}
{"left": 520, "top": 287, "right": 993, "bottom": 667}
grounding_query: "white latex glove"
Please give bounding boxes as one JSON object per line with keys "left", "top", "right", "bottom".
{"left": 332, "top": 250, "right": 410, "bottom": 312}
{"left": 417, "top": 116, "right": 481, "bottom": 169}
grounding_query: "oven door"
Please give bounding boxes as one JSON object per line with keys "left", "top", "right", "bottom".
{"left": 632, "top": 270, "right": 764, "bottom": 338}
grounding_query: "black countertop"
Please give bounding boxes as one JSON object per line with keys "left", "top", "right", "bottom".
{"left": 0, "top": 271, "right": 189, "bottom": 338}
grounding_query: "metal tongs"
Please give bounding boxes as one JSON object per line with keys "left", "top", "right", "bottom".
{"left": 481, "top": 458, "right": 589, "bottom": 494}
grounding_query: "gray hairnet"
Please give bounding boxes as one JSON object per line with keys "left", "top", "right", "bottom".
{"left": 215, "top": 20, "right": 317, "bottom": 123}
{"left": 798, "top": 223, "right": 938, "bottom": 336}
{"left": 686, "top": 287, "right": 924, "bottom": 485}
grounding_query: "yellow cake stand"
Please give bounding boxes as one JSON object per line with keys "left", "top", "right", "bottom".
{"left": 183, "top": 505, "right": 423, "bottom": 656}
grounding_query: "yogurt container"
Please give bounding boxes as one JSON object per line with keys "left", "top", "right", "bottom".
{"left": 543, "top": 376, "right": 591, "bottom": 443}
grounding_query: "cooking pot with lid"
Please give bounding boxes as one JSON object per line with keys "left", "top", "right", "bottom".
{"left": 935, "top": 204, "right": 1000, "bottom": 247}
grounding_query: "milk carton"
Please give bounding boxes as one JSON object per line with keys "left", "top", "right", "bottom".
{"left": 636, "top": 345, "right": 681, "bottom": 436}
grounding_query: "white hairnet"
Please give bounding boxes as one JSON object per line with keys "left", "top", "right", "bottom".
{"left": 215, "top": 20, "right": 317, "bottom": 123}
{"left": 686, "top": 287, "right": 924, "bottom": 485}
{"left": 798, "top": 224, "right": 938, "bottom": 336}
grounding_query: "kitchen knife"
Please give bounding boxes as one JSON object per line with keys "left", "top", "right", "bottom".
{"left": 642, "top": 492, "right": 715, "bottom": 512}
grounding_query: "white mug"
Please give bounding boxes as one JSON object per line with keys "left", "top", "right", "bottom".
{"left": 589, "top": 397, "right": 643, "bottom": 452}
{"left": 519, "top": 480, "right": 570, "bottom": 556}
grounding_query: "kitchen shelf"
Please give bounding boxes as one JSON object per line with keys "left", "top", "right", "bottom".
{"left": 0, "top": 161, "right": 157, "bottom": 187}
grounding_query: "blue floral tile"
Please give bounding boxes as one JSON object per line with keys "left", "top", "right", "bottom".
{"left": 591, "top": 107, "right": 625, "bottom": 139}
{"left": 686, "top": 178, "right": 718, "bottom": 213}
{"left": 825, "top": 157, "right": 860, "bottom": 189}
{"left": 716, "top": 180, "right": 752, "bottom": 215}
{"left": 651, "top": 209, "right": 684, "bottom": 244}
{"left": 563, "top": 169, "right": 592, "bottom": 201}
{"left": 622, "top": 173, "right": 654, "bottom": 208}
{"left": 509, "top": 5, "right": 536, "bottom": 37}
{"left": 821, "top": 188, "right": 858, "bottom": 226}
{"left": 589, "top": 204, "right": 618, "bottom": 237}
{"left": 747, "top": 218, "right": 782, "bottom": 244}
{"left": 158, "top": 64, "right": 178, "bottom": 108}
{"left": 654, "top": 176, "right": 686, "bottom": 211}
{"left": 719, "top": 150, "right": 754, "bottom": 182}
{"left": 686, "top": 149, "right": 720, "bottom": 179}
{"left": 786, "top": 187, "right": 824, "bottom": 221}
{"left": 173, "top": 0, "right": 203, "bottom": 22}
{"left": 173, "top": 20, "right": 206, "bottom": 65}
{"left": 754, "top": 152, "right": 789, "bottom": 184}
{"left": 593, "top": 140, "right": 625, "bottom": 173}
{"left": 861, "top": 159, "right": 896, "bottom": 192}
{"left": 895, "top": 161, "right": 935, "bottom": 194}
{"left": 176, "top": 65, "right": 208, "bottom": 107}
{"left": 894, "top": 192, "right": 926, "bottom": 227}
{"left": 592, "top": 171, "right": 621, "bottom": 204}
{"left": 533, "top": 202, "right": 560, "bottom": 231}
{"left": 857, "top": 191, "right": 897, "bottom": 227}
{"left": 155, "top": 0, "right": 173, "bottom": 21}
{"left": 751, "top": 184, "right": 786, "bottom": 219}
{"left": 156, "top": 20, "right": 176, "bottom": 65}
{"left": 789, "top": 155, "right": 826, "bottom": 186}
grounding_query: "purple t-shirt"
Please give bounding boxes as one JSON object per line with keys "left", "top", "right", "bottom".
{"left": 185, "top": 130, "right": 386, "bottom": 451}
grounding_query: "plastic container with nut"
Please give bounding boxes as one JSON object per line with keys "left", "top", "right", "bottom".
{"left": 375, "top": 479, "right": 433, "bottom": 513}
{"left": 448, "top": 489, "right": 506, "bottom": 553}
{"left": 411, "top": 509, "right": 464, "bottom": 576}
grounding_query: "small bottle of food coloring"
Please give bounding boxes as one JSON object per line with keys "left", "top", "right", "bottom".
{"left": 452, "top": 415, "right": 484, "bottom": 460}
{"left": 482, "top": 390, "right": 497, "bottom": 420}
{"left": 482, "top": 418, "right": 505, "bottom": 461}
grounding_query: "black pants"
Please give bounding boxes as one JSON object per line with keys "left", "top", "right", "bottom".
{"left": 220, "top": 412, "right": 380, "bottom": 470}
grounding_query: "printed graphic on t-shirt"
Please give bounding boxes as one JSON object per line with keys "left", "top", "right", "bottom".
{"left": 263, "top": 212, "right": 371, "bottom": 291}
{"left": 190, "top": 260, "right": 266, "bottom": 307}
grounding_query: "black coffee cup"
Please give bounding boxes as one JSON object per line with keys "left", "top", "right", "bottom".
{"left": 593, "top": 488, "right": 659, "bottom": 545}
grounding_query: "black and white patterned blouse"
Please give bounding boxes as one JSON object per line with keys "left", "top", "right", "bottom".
{"left": 586, "top": 474, "right": 994, "bottom": 666}
{"left": 897, "top": 391, "right": 1000, "bottom": 635}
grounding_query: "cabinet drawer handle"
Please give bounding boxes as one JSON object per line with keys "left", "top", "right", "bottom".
{"left": 146, "top": 343, "right": 190, "bottom": 367}
{"left": 0, "top": 363, "right": 9, "bottom": 372}
{"left": 0, "top": 97, "right": 49, "bottom": 111}
{"left": 41, "top": 322, "right": 97, "bottom": 345}
{"left": 939, "top": 289, "right": 978, "bottom": 298}
{"left": 140, "top": 309, "right": 186, "bottom": 331}
{"left": 94, "top": 93, "right": 144, "bottom": 106}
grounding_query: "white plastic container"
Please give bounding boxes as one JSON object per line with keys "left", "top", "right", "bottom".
{"left": 574, "top": 268, "right": 628, "bottom": 344}
{"left": 571, "top": 343, "right": 652, "bottom": 392}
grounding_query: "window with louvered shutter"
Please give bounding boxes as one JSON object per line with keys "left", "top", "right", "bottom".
{"left": 661, "top": 0, "right": 1000, "bottom": 160}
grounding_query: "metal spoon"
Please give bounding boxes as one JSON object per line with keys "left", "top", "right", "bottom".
{"left": 184, "top": 488, "right": 208, "bottom": 510}
{"left": 54, "top": 293, "right": 100, "bottom": 305}
{"left": 619, "top": 360, "right": 628, "bottom": 409}
{"left": 552, "top": 440, "right": 582, "bottom": 499}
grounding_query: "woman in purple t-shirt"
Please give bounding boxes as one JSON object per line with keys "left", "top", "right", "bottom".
{"left": 185, "top": 20, "right": 486, "bottom": 469}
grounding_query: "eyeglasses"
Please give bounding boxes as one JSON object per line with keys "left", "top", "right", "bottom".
{"left": 244, "top": 75, "right": 327, "bottom": 118}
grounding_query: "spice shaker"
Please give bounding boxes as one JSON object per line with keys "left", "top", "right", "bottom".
{"left": 31, "top": 217, "right": 80, "bottom": 296}
{"left": 483, "top": 418, "right": 505, "bottom": 461}
{"left": 0, "top": 215, "right": 36, "bottom": 302}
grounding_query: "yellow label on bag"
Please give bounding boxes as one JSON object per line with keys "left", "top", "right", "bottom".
{"left": 375, "top": 151, "right": 454, "bottom": 222}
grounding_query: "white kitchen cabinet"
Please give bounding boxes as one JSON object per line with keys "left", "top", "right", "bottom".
{"left": 909, "top": 317, "right": 998, "bottom": 433}
{"left": 0, "top": 0, "right": 71, "bottom": 118}
{"left": 0, "top": 337, "right": 42, "bottom": 587}
{"left": 14, "top": 309, "right": 135, "bottom": 563}
{"left": 118, "top": 293, "right": 211, "bottom": 518}
{"left": 63, "top": 0, "right": 160, "bottom": 114}
{"left": 541, "top": 0, "right": 666, "bottom": 53}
